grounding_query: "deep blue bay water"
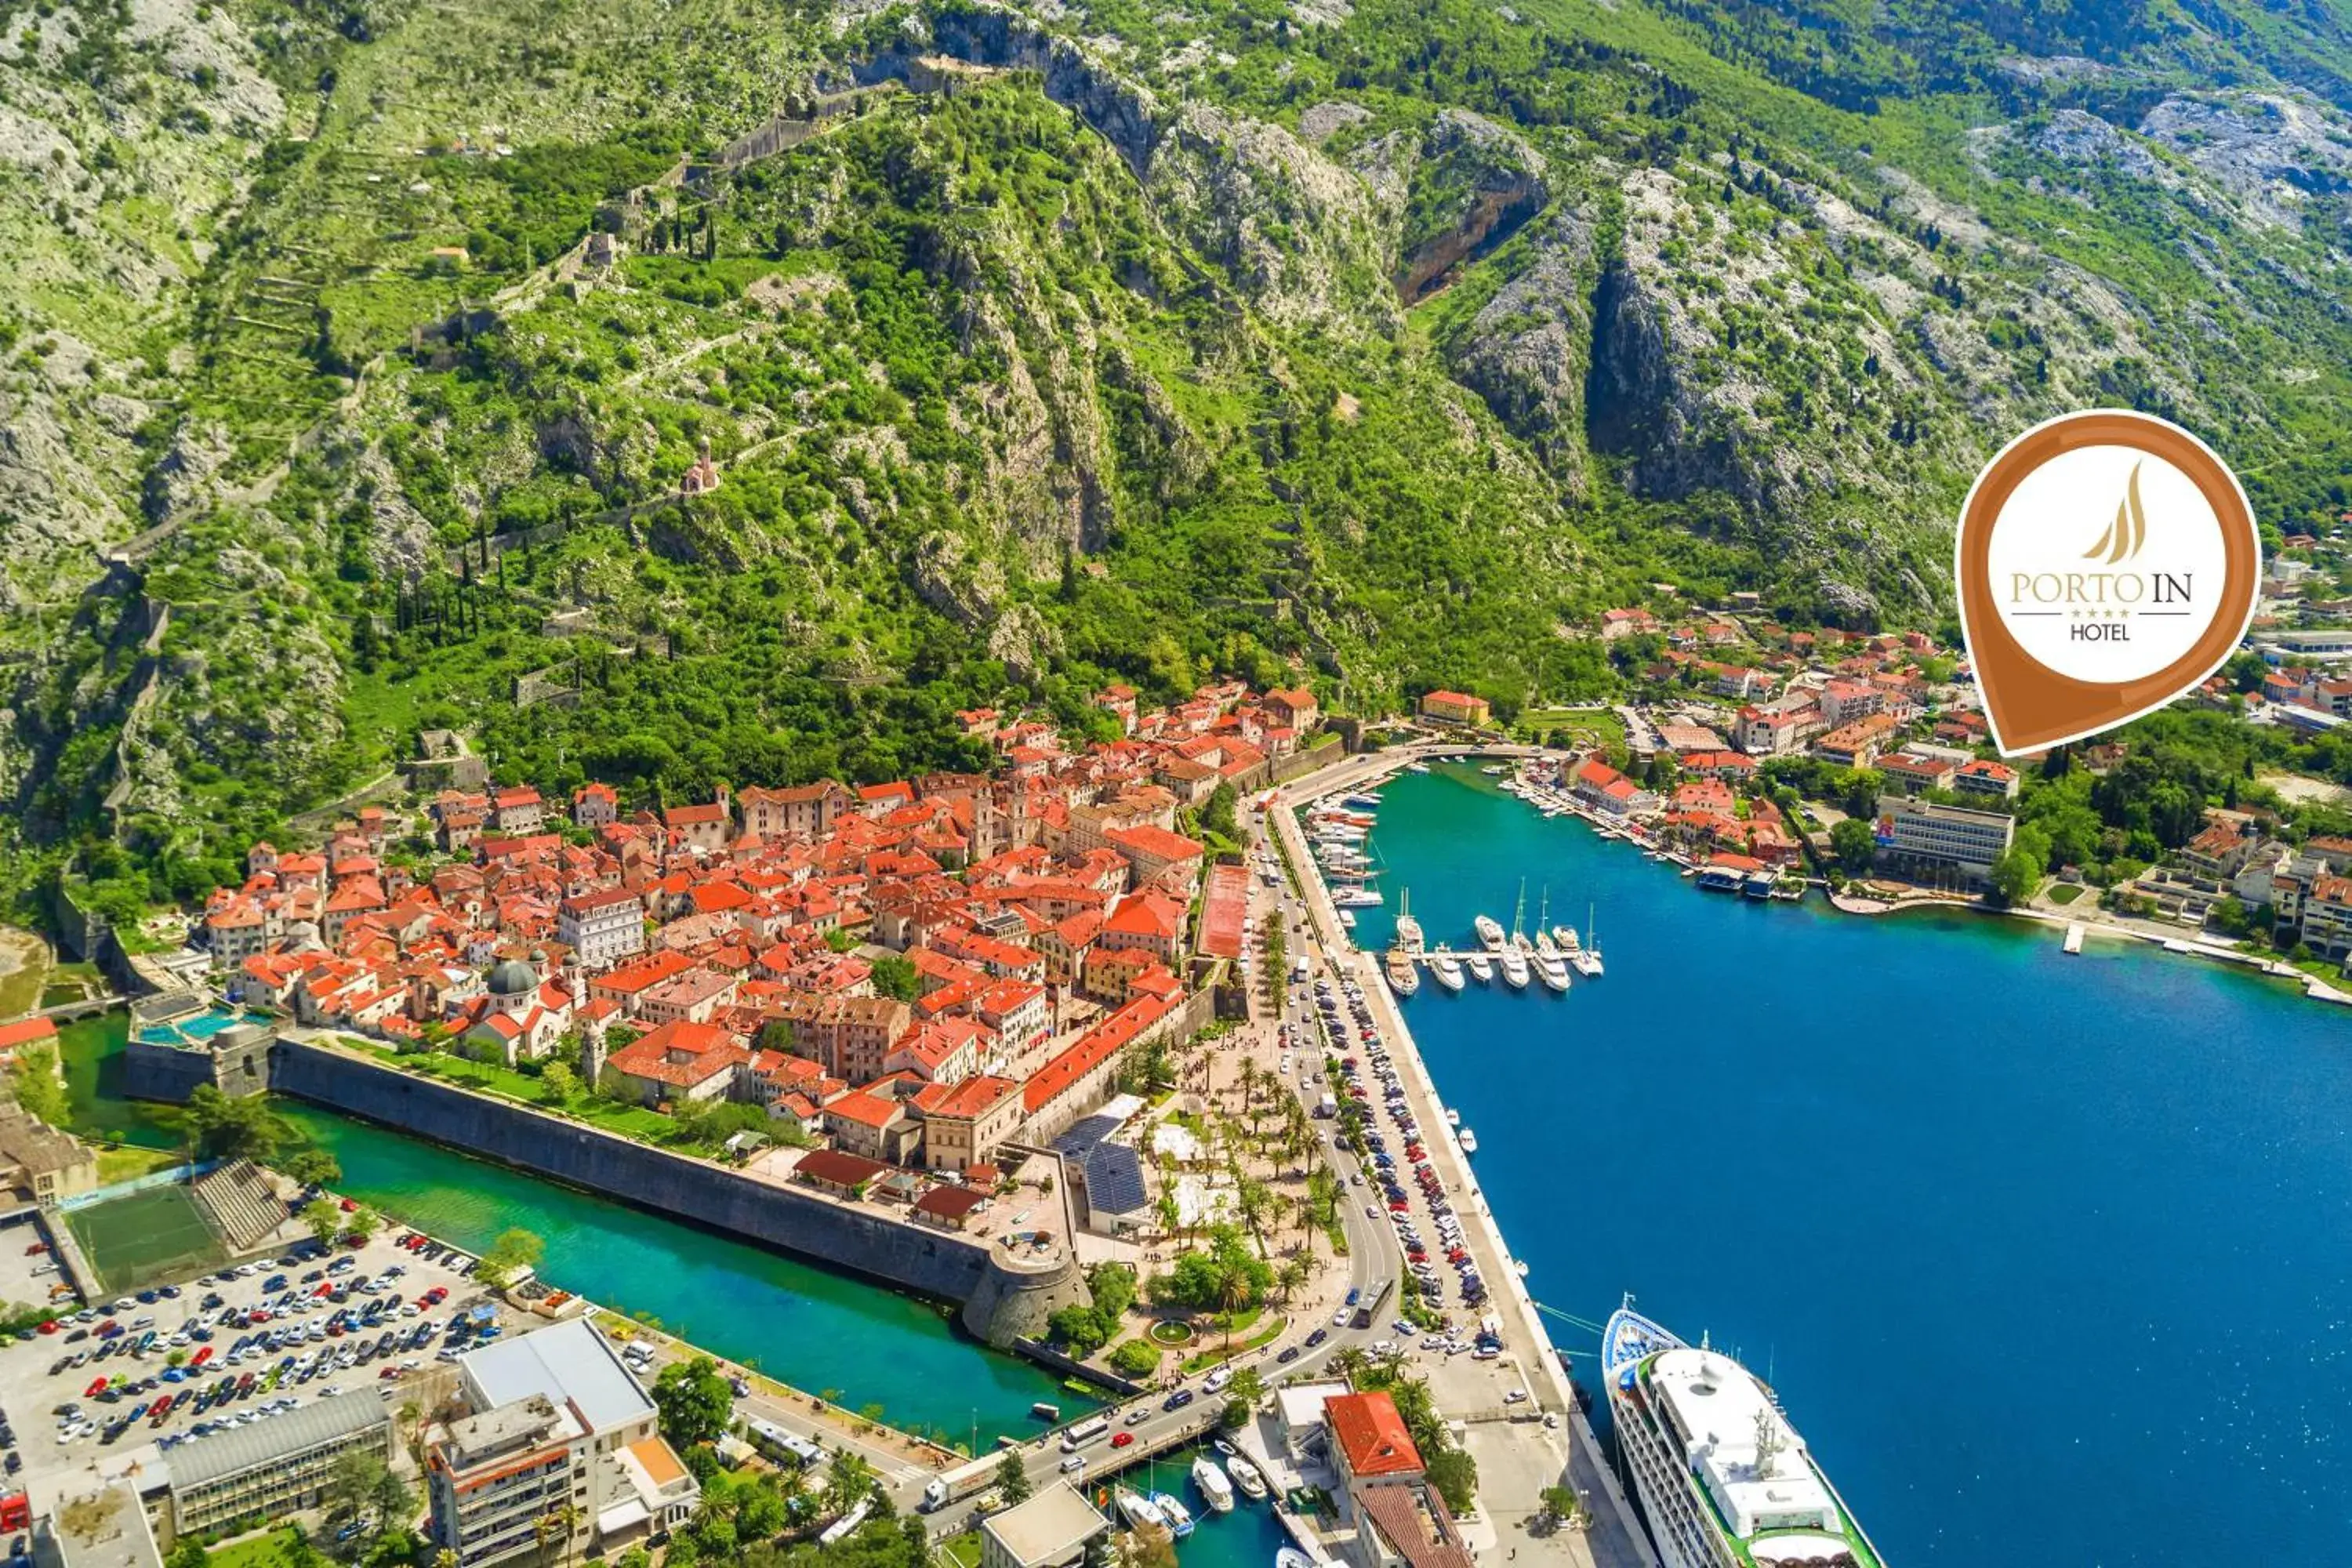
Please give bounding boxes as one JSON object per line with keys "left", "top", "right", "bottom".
{"left": 1349, "top": 763, "right": 2352, "bottom": 1566}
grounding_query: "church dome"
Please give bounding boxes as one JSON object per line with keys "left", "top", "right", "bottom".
{"left": 488, "top": 958, "right": 539, "bottom": 996}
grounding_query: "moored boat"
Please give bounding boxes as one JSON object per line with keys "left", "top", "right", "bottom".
{"left": 1333, "top": 887, "right": 1385, "bottom": 909}
{"left": 1534, "top": 949, "right": 1571, "bottom": 992}
{"left": 1497, "top": 946, "right": 1530, "bottom": 989}
{"left": 1429, "top": 953, "right": 1466, "bottom": 993}
{"left": 1226, "top": 1452, "right": 1269, "bottom": 1500}
{"left": 1276, "top": 1549, "right": 1315, "bottom": 1568}
{"left": 1457, "top": 1128, "right": 1478, "bottom": 1155}
{"left": 1192, "top": 1455, "right": 1236, "bottom": 1513}
{"left": 1152, "top": 1493, "right": 1196, "bottom": 1538}
{"left": 1602, "top": 1304, "right": 1884, "bottom": 1568}
{"left": 1465, "top": 953, "right": 1494, "bottom": 984}
{"left": 1385, "top": 951, "right": 1421, "bottom": 996}
{"left": 1115, "top": 1490, "right": 1171, "bottom": 1536}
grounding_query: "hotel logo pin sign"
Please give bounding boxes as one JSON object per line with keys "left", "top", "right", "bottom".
{"left": 1955, "top": 409, "right": 2260, "bottom": 757}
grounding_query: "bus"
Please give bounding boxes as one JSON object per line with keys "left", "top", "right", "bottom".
{"left": 1352, "top": 1278, "right": 1393, "bottom": 1330}
{"left": 745, "top": 1417, "right": 824, "bottom": 1469}
{"left": 1058, "top": 1415, "right": 1111, "bottom": 1452}
{"left": 818, "top": 1500, "right": 873, "bottom": 1545}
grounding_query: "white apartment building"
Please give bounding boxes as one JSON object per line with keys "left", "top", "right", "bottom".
{"left": 557, "top": 886, "right": 644, "bottom": 968}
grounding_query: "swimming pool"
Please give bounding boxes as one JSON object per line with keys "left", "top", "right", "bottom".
{"left": 136, "top": 1007, "right": 266, "bottom": 1047}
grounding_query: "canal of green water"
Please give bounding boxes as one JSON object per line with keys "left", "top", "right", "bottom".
{"left": 54, "top": 1013, "right": 1088, "bottom": 1449}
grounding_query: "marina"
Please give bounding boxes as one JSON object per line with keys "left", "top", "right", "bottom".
{"left": 1302, "top": 757, "right": 2352, "bottom": 1565}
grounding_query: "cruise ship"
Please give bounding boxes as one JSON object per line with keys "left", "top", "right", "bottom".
{"left": 1601, "top": 1305, "right": 1883, "bottom": 1568}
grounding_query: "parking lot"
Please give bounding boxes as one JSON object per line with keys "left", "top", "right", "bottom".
{"left": 0, "top": 1223, "right": 509, "bottom": 1508}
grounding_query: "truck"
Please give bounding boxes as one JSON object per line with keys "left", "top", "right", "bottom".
{"left": 1316, "top": 1093, "right": 1338, "bottom": 1120}
{"left": 921, "top": 1454, "right": 1011, "bottom": 1514}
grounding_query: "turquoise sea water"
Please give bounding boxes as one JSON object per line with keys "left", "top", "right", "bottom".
{"left": 1348, "top": 762, "right": 2352, "bottom": 1566}
{"left": 55, "top": 1014, "right": 1080, "bottom": 1447}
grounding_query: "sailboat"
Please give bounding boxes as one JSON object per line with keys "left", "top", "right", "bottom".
{"left": 1570, "top": 902, "right": 1604, "bottom": 978}
{"left": 1393, "top": 887, "right": 1424, "bottom": 954}
{"left": 1532, "top": 889, "right": 1571, "bottom": 992}
{"left": 1497, "top": 882, "right": 1531, "bottom": 988}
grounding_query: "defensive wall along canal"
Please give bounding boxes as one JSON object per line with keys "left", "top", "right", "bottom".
{"left": 125, "top": 1029, "right": 1092, "bottom": 1351}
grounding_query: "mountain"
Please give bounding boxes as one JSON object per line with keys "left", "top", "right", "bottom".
{"left": 7, "top": 0, "right": 2352, "bottom": 904}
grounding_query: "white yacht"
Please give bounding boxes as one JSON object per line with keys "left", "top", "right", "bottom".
{"left": 1385, "top": 950, "right": 1421, "bottom": 996}
{"left": 1457, "top": 1129, "right": 1478, "bottom": 1155}
{"left": 1465, "top": 952, "right": 1494, "bottom": 984}
{"left": 1429, "top": 953, "right": 1466, "bottom": 993}
{"left": 1115, "top": 1490, "right": 1171, "bottom": 1536}
{"left": 1333, "top": 887, "right": 1385, "bottom": 909}
{"left": 1225, "top": 1453, "right": 1269, "bottom": 1501}
{"left": 1602, "top": 1306, "right": 1882, "bottom": 1568}
{"left": 1497, "top": 946, "right": 1530, "bottom": 989}
{"left": 1192, "top": 1456, "right": 1236, "bottom": 1513}
{"left": 1473, "top": 914, "right": 1507, "bottom": 951}
{"left": 1569, "top": 904, "right": 1602, "bottom": 978}
{"left": 1534, "top": 946, "right": 1572, "bottom": 993}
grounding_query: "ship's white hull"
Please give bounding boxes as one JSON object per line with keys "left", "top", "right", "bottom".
{"left": 1602, "top": 1307, "right": 1882, "bottom": 1568}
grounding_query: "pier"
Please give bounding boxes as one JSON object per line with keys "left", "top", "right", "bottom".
{"left": 1271, "top": 749, "right": 1661, "bottom": 1568}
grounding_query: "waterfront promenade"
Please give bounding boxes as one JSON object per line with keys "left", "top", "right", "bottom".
{"left": 1265, "top": 747, "right": 1658, "bottom": 1568}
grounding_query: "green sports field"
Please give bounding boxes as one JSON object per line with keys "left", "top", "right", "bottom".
{"left": 64, "top": 1186, "right": 227, "bottom": 1294}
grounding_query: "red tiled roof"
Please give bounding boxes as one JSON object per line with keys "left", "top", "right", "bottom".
{"left": 1327, "top": 1390, "right": 1425, "bottom": 1478}
{"left": 1023, "top": 993, "right": 1178, "bottom": 1114}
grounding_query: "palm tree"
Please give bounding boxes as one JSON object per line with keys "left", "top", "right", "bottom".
{"left": 1276, "top": 1257, "right": 1310, "bottom": 1304}
{"left": 532, "top": 1512, "right": 561, "bottom": 1568}
{"left": 1331, "top": 1346, "right": 1369, "bottom": 1385}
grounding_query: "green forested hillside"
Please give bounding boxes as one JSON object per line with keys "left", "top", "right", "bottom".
{"left": 8, "top": 0, "right": 2352, "bottom": 907}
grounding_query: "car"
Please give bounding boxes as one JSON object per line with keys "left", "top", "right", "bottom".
{"left": 1124, "top": 1406, "right": 1150, "bottom": 1426}
{"left": 1305, "top": 1327, "right": 1329, "bottom": 1349}
{"left": 1276, "top": 1345, "right": 1301, "bottom": 1365}
{"left": 1109, "top": 1432, "right": 1134, "bottom": 1449}
{"left": 1332, "top": 1307, "right": 1352, "bottom": 1327}
{"left": 1366, "top": 1204, "right": 1380, "bottom": 1218}
{"left": 1504, "top": 1389, "right": 1529, "bottom": 1404}
{"left": 1162, "top": 1389, "right": 1195, "bottom": 1412}
{"left": 1058, "top": 1455, "right": 1087, "bottom": 1475}
{"left": 1369, "top": 1340, "right": 1396, "bottom": 1356}
{"left": 1202, "top": 1367, "right": 1232, "bottom": 1395}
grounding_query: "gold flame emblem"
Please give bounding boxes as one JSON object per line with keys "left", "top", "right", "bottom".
{"left": 2081, "top": 461, "right": 2148, "bottom": 564}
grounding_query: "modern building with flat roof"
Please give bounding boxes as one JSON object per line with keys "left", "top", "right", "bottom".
{"left": 34, "top": 1484, "right": 158, "bottom": 1568}
{"left": 1872, "top": 793, "right": 2016, "bottom": 887}
{"left": 978, "top": 1482, "right": 1109, "bottom": 1568}
{"left": 427, "top": 1319, "right": 698, "bottom": 1568}
{"left": 166, "top": 1389, "right": 394, "bottom": 1536}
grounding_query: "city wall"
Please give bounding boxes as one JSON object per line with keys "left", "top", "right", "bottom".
{"left": 262, "top": 1040, "right": 1087, "bottom": 1345}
